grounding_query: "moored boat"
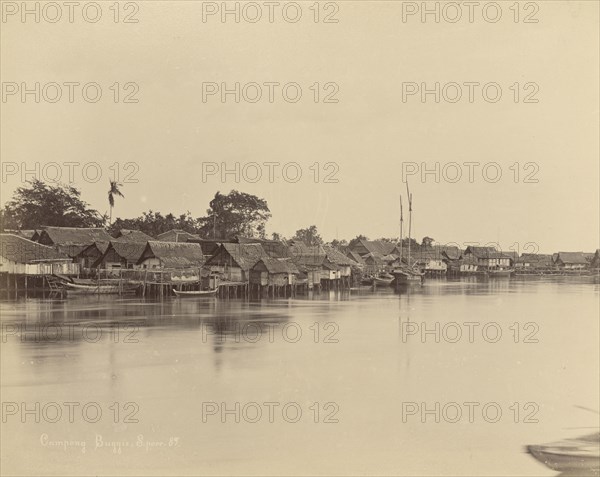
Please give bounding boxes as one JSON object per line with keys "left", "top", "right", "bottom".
{"left": 63, "top": 281, "right": 138, "bottom": 294}
{"left": 173, "top": 288, "right": 218, "bottom": 297}
{"left": 526, "top": 432, "right": 600, "bottom": 474}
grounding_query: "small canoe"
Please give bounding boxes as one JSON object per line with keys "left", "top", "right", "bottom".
{"left": 527, "top": 432, "right": 600, "bottom": 474}
{"left": 173, "top": 288, "right": 218, "bottom": 297}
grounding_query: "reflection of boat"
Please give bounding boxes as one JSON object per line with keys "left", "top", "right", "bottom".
{"left": 527, "top": 432, "right": 600, "bottom": 474}
{"left": 173, "top": 288, "right": 218, "bottom": 297}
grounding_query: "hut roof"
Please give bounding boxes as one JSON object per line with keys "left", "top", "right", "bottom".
{"left": 38, "top": 227, "right": 113, "bottom": 246}
{"left": 357, "top": 239, "right": 397, "bottom": 256}
{"left": 115, "top": 229, "right": 154, "bottom": 242}
{"left": 0, "top": 234, "right": 69, "bottom": 263}
{"left": 218, "top": 243, "right": 269, "bottom": 270}
{"left": 156, "top": 229, "right": 200, "bottom": 242}
{"left": 290, "top": 245, "right": 327, "bottom": 268}
{"left": 555, "top": 252, "right": 588, "bottom": 265}
{"left": 139, "top": 241, "right": 204, "bottom": 268}
{"left": 323, "top": 246, "right": 358, "bottom": 266}
{"left": 433, "top": 245, "right": 462, "bottom": 260}
{"left": 236, "top": 237, "right": 291, "bottom": 258}
{"left": 346, "top": 250, "right": 366, "bottom": 266}
{"left": 77, "top": 241, "right": 111, "bottom": 257}
{"left": 108, "top": 241, "right": 148, "bottom": 262}
{"left": 516, "top": 253, "right": 553, "bottom": 264}
{"left": 254, "top": 257, "right": 300, "bottom": 274}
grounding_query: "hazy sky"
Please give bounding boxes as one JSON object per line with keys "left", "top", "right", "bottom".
{"left": 1, "top": 1, "right": 598, "bottom": 253}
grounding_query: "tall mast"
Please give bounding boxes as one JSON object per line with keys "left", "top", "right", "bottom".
{"left": 399, "top": 195, "right": 403, "bottom": 263}
{"left": 406, "top": 182, "right": 413, "bottom": 268}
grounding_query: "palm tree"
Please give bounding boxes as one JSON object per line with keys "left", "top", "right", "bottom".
{"left": 108, "top": 180, "right": 124, "bottom": 225}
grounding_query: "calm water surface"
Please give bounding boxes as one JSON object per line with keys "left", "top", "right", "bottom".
{"left": 1, "top": 278, "right": 599, "bottom": 476}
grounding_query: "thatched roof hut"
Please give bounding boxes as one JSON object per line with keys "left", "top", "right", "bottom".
{"left": 0, "top": 233, "right": 77, "bottom": 275}
{"left": 206, "top": 243, "right": 269, "bottom": 271}
{"left": 1, "top": 233, "right": 67, "bottom": 263}
{"left": 97, "top": 241, "right": 148, "bottom": 268}
{"left": 137, "top": 241, "right": 204, "bottom": 268}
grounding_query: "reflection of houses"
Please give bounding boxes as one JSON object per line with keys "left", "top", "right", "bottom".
{"left": 37, "top": 226, "right": 113, "bottom": 258}
{"left": 137, "top": 241, "right": 204, "bottom": 269}
{"left": 204, "top": 243, "right": 268, "bottom": 282}
{"left": 0, "top": 233, "right": 79, "bottom": 276}
{"left": 554, "top": 252, "right": 588, "bottom": 270}
{"left": 463, "top": 246, "right": 515, "bottom": 270}
{"left": 97, "top": 241, "right": 147, "bottom": 269}
{"left": 156, "top": 229, "right": 200, "bottom": 243}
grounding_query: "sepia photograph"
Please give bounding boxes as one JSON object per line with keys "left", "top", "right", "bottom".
{"left": 1, "top": 1, "right": 599, "bottom": 475}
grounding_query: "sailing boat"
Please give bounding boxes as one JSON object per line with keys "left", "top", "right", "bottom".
{"left": 393, "top": 183, "right": 424, "bottom": 285}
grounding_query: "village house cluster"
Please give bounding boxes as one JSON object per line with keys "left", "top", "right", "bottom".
{"left": 1, "top": 227, "right": 599, "bottom": 297}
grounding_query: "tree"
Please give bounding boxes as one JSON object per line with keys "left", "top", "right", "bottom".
{"left": 421, "top": 236, "right": 434, "bottom": 247}
{"left": 292, "top": 225, "right": 323, "bottom": 246}
{"left": 108, "top": 181, "right": 124, "bottom": 225}
{"left": 109, "top": 210, "right": 198, "bottom": 237}
{"left": 329, "top": 239, "right": 348, "bottom": 249}
{"left": 1, "top": 180, "right": 105, "bottom": 229}
{"left": 271, "top": 232, "right": 285, "bottom": 241}
{"left": 197, "top": 190, "right": 271, "bottom": 239}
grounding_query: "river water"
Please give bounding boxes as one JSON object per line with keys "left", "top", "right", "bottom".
{"left": 1, "top": 277, "right": 599, "bottom": 476}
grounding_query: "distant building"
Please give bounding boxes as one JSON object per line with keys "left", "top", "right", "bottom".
{"left": 463, "top": 246, "right": 514, "bottom": 270}
{"left": 554, "top": 252, "right": 588, "bottom": 269}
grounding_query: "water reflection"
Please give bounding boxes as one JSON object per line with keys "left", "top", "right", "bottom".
{"left": 1, "top": 278, "right": 598, "bottom": 476}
